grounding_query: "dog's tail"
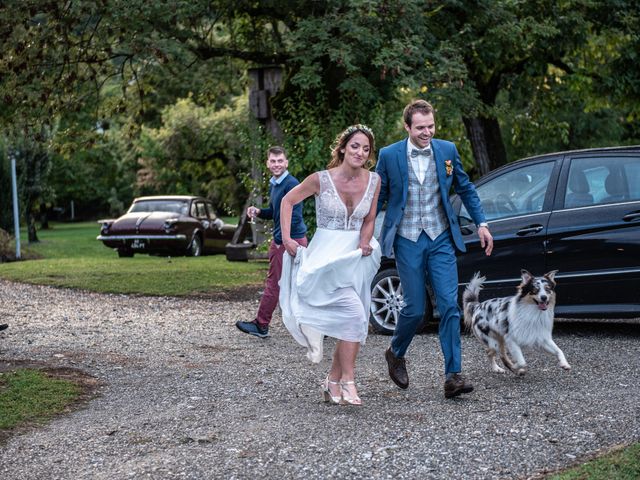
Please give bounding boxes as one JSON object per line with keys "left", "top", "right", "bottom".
{"left": 462, "top": 272, "right": 486, "bottom": 329}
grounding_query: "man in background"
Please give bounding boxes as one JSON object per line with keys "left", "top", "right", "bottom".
{"left": 236, "top": 146, "right": 308, "bottom": 338}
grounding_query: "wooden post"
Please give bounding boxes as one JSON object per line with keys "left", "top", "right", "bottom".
{"left": 248, "top": 66, "right": 284, "bottom": 142}
{"left": 226, "top": 66, "right": 284, "bottom": 261}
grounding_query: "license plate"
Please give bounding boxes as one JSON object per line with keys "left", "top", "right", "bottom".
{"left": 131, "top": 239, "right": 146, "bottom": 249}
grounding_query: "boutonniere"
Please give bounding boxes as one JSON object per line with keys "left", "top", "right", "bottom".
{"left": 445, "top": 159, "right": 453, "bottom": 176}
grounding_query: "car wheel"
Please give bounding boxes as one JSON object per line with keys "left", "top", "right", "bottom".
{"left": 369, "top": 267, "right": 432, "bottom": 335}
{"left": 187, "top": 234, "right": 202, "bottom": 257}
{"left": 117, "top": 248, "right": 134, "bottom": 258}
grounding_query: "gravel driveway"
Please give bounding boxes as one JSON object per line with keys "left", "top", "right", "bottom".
{"left": 0, "top": 279, "right": 638, "bottom": 479}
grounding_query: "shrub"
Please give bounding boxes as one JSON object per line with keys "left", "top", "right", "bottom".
{"left": 0, "top": 228, "right": 15, "bottom": 262}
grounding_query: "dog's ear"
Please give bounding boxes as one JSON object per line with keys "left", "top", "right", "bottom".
{"left": 520, "top": 269, "right": 533, "bottom": 283}
{"left": 544, "top": 270, "right": 558, "bottom": 285}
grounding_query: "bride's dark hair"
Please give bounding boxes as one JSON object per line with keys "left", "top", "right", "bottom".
{"left": 328, "top": 124, "right": 376, "bottom": 169}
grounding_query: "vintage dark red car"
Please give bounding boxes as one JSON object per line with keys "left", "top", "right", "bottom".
{"left": 97, "top": 195, "right": 239, "bottom": 257}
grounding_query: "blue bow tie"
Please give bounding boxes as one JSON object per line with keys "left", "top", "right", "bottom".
{"left": 410, "top": 148, "right": 431, "bottom": 158}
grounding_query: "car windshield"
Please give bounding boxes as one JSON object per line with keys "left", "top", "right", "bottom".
{"left": 130, "top": 200, "right": 189, "bottom": 215}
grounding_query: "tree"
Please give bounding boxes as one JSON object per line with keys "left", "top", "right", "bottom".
{"left": 135, "top": 95, "right": 259, "bottom": 213}
{"left": 415, "top": 0, "right": 640, "bottom": 174}
{"left": 5, "top": 127, "right": 53, "bottom": 242}
{"left": 48, "top": 122, "right": 136, "bottom": 220}
{"left": 1, "top": 0, "right": 638, "bottom": 203}
{"left": 1, "top": 0, "right": 251, "bottom": 223}
{"left": 0, "top": 1, "right": 250, "bottom": 127}
{"left": 143, "top": 0, "right": 640, "bottom": 173}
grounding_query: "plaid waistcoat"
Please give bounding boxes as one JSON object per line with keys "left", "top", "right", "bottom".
{"left": 397, "top": 153, "right": 449, "bottom": 241}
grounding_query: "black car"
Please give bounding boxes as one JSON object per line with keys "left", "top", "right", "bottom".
{"left": 370, "top": 146, "right": 640, "bottom": 334}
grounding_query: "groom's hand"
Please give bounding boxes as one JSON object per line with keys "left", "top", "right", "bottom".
{"left": 478, "top": 226, "right": 493, "bottom": 256}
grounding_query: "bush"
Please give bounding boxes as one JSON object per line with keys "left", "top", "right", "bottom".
{"left": 0, "top": 228, "right": 15, "bottom": 262}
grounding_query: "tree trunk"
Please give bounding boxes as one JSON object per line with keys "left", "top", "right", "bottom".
{"left": 40, "top": 203, "right": 50, "bottom": 229}
{"left": 27, "top": 208, "right": 39, "bottom": 243}
{"left": 463, "top": 115, "right": 508, "bottom": 176}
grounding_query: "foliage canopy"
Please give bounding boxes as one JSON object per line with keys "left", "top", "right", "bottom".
{"left": 0, "top": 0, "right": 638, "bottom": 232}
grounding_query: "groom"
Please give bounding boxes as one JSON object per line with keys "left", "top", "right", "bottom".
{"left": 376, "top": 99, "right": 493, "bottom": 398}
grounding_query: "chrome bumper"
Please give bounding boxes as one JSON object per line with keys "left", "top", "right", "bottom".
{"left": 97, "top": 234, "right": 187, "bottom": 241}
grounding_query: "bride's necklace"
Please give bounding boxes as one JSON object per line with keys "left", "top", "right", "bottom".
{"left": 341, "top": 170, "right": 360, "bottom": 182}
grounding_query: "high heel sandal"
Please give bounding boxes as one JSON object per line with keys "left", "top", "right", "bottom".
{"left": 322, "top": 376, "right": 341, "bottom": 405}
{"left": 340, "top": 381, "right": 362, "bottom": 406}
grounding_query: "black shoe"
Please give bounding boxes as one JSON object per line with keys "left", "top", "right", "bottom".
{"left": 0, "top": 324, "right": 7, "bottom": 331}
{"left": 444, "top": 373, "right": 474, "bottom": 398}
{"left": 235, "top": 321, "right": 269, "bottom": 338}
{"left": 385, "top": 347, "right": 409, "bottom": 389}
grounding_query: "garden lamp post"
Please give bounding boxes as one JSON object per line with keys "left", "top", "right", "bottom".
{"left": 10, "top": 153, "right": 21, "bottom": 259}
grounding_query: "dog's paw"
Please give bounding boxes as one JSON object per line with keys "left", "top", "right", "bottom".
{"left": 560, "top": 363, "right": 571, "bottom": 371}
{"left": 516, "top": 368, "right": 527, "bottom": 376}
{"left": 492, "top": 366, "right": 506, "bottom": 374}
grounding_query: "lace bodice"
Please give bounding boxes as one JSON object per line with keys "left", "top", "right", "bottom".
{"left": 316, "top": 170, "right": 379, "bottom": 231}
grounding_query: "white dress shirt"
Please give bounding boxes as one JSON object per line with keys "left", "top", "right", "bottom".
{"left": 406, "top": 139, "right": 432, "bottom": 184}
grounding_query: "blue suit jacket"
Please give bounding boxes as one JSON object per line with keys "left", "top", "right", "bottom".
{"left": 375, "top": 138, "right": 486, "bottom": 257}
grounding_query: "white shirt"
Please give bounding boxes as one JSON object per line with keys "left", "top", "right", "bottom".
{"left": 406, "top": 139, "right": 432, "bottom": 184}
{"left": 270, "top": 170, "right": 289, "bottom": 186}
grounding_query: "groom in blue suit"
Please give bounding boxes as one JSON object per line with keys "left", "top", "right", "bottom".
{"left": 376, "top": 99, "right": 493, "bottom": 398}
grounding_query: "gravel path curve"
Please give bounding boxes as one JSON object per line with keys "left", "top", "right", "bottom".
{"left": 0, "top": 279, "right": 638, "bottom": 479}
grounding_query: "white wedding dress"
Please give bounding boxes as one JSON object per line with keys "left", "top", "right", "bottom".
{"left": 279, "top": 170, "right": 382, "bottom": 363}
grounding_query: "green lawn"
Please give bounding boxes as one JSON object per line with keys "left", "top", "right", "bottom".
{"left": 0, "top": 222, "right": 267, "bottom": 296}
{"left": 548, "top": 443, "right": 640, "bottom": 480}
{"left": 0, "top": 369, "right": 82, "bottom": 430}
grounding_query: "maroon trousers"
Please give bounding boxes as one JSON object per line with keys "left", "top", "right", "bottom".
{"left": 255, "top": 237, "right": 308, "bottom": 328}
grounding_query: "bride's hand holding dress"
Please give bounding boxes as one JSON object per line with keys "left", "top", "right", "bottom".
{"left": 283, "top": 238, "right": 302, "bottom": 257}
{"left": 280, "top": 174, "right": 321, "bottom": 257}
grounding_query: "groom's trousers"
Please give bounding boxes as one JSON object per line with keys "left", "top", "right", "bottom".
{"left": 390, "top": 230, "right": 462, "bottom": 375}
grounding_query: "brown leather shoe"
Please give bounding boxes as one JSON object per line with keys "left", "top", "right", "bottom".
{"left": 444, "top": 373, "right": 474, "bottom": 398}
{"left": 385, "top": 347, "right": 409, "bottom": 389}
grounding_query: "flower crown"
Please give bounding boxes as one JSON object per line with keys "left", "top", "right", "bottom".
{"left": 342, "top": 124, "right": 374, "bottom": 139}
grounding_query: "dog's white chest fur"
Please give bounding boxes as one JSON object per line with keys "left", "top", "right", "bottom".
{"left": 508, "top": 302, "right": 555, "bottom": 347}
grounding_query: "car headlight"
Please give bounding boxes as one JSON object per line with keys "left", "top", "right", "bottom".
{"left": 98, "top": 220, "right": 114, "bottom": 234}
{"left": 163, "top": 218, "right": 179, "bottom": 233}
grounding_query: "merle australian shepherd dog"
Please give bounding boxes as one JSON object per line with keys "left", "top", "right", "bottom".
{"left": 463, "top": 270, "right": 571, "bottom": 376}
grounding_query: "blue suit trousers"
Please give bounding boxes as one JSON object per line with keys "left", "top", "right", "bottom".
{"left": 391, "top": 230, "right": 462, "bottom": 375}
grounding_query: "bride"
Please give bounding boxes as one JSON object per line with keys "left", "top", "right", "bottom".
{"left": 279, "top": 124, "right": 381, "bottom": 406}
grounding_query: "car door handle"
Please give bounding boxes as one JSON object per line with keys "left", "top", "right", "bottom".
{"left": 622, "top": 211, "right": 640, "bottom": 222}
{"left": 516, "top": 224, "right": 544, "bottom": 236}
